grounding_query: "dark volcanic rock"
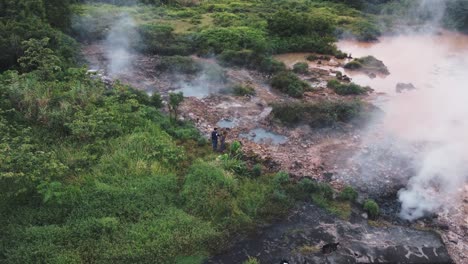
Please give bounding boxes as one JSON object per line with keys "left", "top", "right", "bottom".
{"left": 206, "top": 203, "right": 453, "bottom": 264}
{"left": 396, "top": 82, "right": 416, "bottom": 93}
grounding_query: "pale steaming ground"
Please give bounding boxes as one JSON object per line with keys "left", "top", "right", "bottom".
{"left": 338, "top": 32, "right": 468, "bottom": 220}
{"left": 104, "top": 14, "right": 139, "bottom": 76}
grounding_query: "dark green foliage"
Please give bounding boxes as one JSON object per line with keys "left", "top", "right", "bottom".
{"left": 306, "top": 54, "right": 319, "bottom": 61}
{"left": 348, "top": 20, "right": 381, "bottom": 41}
{"left": 266, "top": 10, "right": 337, "bottom": 54}
{"left": 334, "top": 50, "right": 348, "bottom": 59}
{"left": 271, "top": 100, "right": 363, "bottom": 127}
{"left": 267, "top": 10, "right": 335, "bottom": 37}
{"left": 138, "top": 24, "right": 193, "bottom": 55}
{"left": 0, "top": 18, "right": 77, "bottom": 71}
{"left": 364, "top": 199, "right": 379, "bottom": 219}
{"left": 270, "top": 35, "right": 337, "bottom": 54}
{"left": 231, "top": 84, "right": 255, "bottom": 96}
{"left": 150, "top": 92, "right": 163, "bottom": 108}
{"left": 344, "top": 55, "right": 389, "bottom": 74}
{"left": 343, "top": 60, "right": 363, "bottom": 70}
{"left": 444, "top": 0, "right": 468, "bottom": 33}
{"left": 156, "top": 56, "right": 202, "bottom": 74}
{"left": 339, "top": 186, "right": 358, "bottom": 202}
{"left": 292, "top": 62, "right": 309, "bottom": 74}
{"left": 18, "top": 37, "right": 62, "bottom": 79}
{"left": 327, "top": 79, "right": 368, "bottom": 95}
{"left": 270, "top": 71, "right": 310, "bottom": 98}
{"left": 218, "top": 49, "right": 286, "bottom": 74}
{"left": 168, "top": 92, "right": 184, "bottom": 121}
{"left": 0, "top": 66, "right": 295, "bottom": 262}
{"left": 251, "top": 164, "right": 262, "bottom": 177}
{"left": 195, "top": 27, "right": 268, "bottom": 55}
{"left": 182, "top": 161, "right": 237, "bottom": 222}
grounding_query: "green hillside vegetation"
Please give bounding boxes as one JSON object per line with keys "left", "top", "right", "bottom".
{"left": 1, "top": 0, "right": 466, "bottom": 262}
{"left": 0, "top": 39, "right": 298, "bottom": 263}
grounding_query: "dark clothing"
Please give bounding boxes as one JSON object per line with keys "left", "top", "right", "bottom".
{"left": 219, "top": 135, "right": 226, "bottom": 152}
{"left": 211, "top": 131, "right": 218, "bottom": 141}
{"left": 212, "top": 139, "right": 218, "bottom": 151}
{"left": 211, "top": 130, "right": 218, "bottom": 151}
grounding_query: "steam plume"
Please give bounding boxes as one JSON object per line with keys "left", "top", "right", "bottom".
{"left": 104, "top": 14, "right": 139, "bottom": 76}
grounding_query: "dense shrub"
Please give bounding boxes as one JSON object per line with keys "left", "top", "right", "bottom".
{"left": 138, "top": 24, "right": 193, "bottom": 55}
{"left": 270, "top": 35, "right": 337, "bottom": 54}
{"left": 271, "top": 100, "right": 363, "bottom": 127}
{"left": 251, "top": 163, "right": 262, "bottom": 177}
{"left": 343, "top": 60, "right": 362, "bottom": 70}
{"left": 327, "top": 79, "right": 368, "bottom": 95}
{"left": 444, "top": 0, "right": 468, "bottom": 33}
{"left": 231, "top": 84, "right": 256, "bottom": 96}
{"left": 270, "top": 71, "right": 310, "bottom": 98}
{"left": 339, "top": 186, "right": 358, "bottom": 202}
{"left": 267, "top": 10, "right": 335, "bottom": 37}
{"left": 293, "top": 62, "right": 309, "bottom": 74}
{"left": 182, "top": 161, "right": 237, "bottom": 221}
{"left": 344, "top": 55, "right": 389, "bottom": 74}
{"left": 195, "top": 27, "right": 268, "bottom": 55}
{"left": 363, "top": 199, "right": 379, "bottom": 219}
{"left": 218, "top": 49, "right": 286, "bottom": 74}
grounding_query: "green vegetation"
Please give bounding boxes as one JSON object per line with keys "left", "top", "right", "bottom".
{"left": 310, "top": 183, "right": 352, "bottom": 220}
{"left": 338, "top": 186, "right": 359, "bottom": 202}
{"left": 293, "top": 62, "right": 309, "bottom": 74}
{"left": 231, "top": 84, "right": 256, "bottom": 97}
{"left": 270, "top": 71, "right": 311, "bottom": 98}
{"left": 363, "top": 199, "right": 380, "bottom": 219}
{"left": 244, "top": 257, "right": 260, "bottom": 264}
{"left": 271, "top": 100, "right": 363, "bottom": 127}
{"left": 344, "top": 56, "right": 389, "bottom": 74}
{"left": 327, "top": 79, "right": 369, "bottom": 95}
{"left": 5, "top": 0, "right": 461, "bottom": 262}
{"left": 219, "top": 49, "right": 286, "bottom": 74}
{"left": 445, "top": 0, "right": 468, "bottom": 33}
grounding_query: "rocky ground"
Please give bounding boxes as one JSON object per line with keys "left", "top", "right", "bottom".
{"left": 207, "top": 203, "right": 453, "bottom": 264}
{"left": 82, "top": 44, "right": 466, "bottom": 263}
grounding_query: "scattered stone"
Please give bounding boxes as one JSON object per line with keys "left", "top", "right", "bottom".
{"left": 396, "top": 83, "right": 416, "bottom": 93}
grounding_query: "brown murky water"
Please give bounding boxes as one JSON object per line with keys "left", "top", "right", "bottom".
{"left": 338, "top": 31, "right": 468, "bottom": 142}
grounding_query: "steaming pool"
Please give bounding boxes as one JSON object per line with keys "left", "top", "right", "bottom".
{"left": 239, "top": 128, "right": 287, "bottom": 144}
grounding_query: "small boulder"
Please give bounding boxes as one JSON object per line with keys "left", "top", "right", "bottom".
{"left": 396, "top": 83, "right": 416, "bottom": 93}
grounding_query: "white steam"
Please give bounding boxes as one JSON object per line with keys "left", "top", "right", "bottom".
{"left": 104, "top": 14, "right": 139, "bottom": 76}
{"left": 338, "top": 6, "right": 468, "bottom": 220}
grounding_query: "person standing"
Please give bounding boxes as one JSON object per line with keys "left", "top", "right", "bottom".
{"left": 211, "top": 128, "right": 219, "bottom": 151}
{"left": 219, "top": 129, "right": 227, "bottom": 152}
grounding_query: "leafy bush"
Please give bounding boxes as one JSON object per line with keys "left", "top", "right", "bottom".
{"left": 181, "top": 160, "right": 237, "bottom": 221}
{"left": 364, "top": 199, "right": 379, "bottom": 219}
{"left": 271, "top": 100, "right": 363, "bottom": 127}
{"left": 344, "top": 56, "right": 389, "bottom": 74}
{"left": 343, "top": 60, "right": 362, "bottom": 70}
{"left": 212, "top": 12, "right": 242, "bottom": 27}
{"left": 350, "top": 20, "right": 381, "bottom": 41}
{"left": 339, "top": 186, "right": 358, "bottom": 202}
{"left": 327, "top": 79, "right": 368, "bottom": 95}
{"left": 195, "top": 27, "right": 268, "bottom": 55}
{"left": 292, "top": 62, "right": 309, "bottom": 74}
{"left": 244, "top": 257, "right": 260, "bottom": 264}
{"left": 138, "top": 24, "right": 193, "bottom": 55}
{"left": 270, "top": 71, "right": 310, "bottom": 98}
{"left": 231, "top": 84, "right": 255, "bottom": 96}
{"left": 219, "top": 49, "right": 286, "bottom": 74}
{"left": 267, "top": 10, "right": 335, "bottom": 37}
{"left": 306, "top": 54, "right": 319, "bottom": 61}
{"left": 251, "top": 164, "right": 262, "bottom": 177}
